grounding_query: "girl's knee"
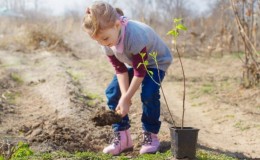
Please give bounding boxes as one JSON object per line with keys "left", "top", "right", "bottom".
{"left": 141, "top": 92, "right": 160, "bottom": 103}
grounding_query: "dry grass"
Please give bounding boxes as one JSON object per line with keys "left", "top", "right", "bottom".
{"left": 0, "top": 18, "right": 72, "bottom": 53}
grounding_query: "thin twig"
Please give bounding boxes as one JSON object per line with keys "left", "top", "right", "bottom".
{"left": 154, "top": 56, "right": 176, "bottom": 127}
{"left": 175, "top": 46, "right": 186, "bottom": 129}
{"left": 140, "top": 54, "right": 176, "bottom": 127}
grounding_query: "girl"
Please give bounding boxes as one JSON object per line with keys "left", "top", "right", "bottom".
{"left": 82, "top": 1, "right": 173, "bottom": 155}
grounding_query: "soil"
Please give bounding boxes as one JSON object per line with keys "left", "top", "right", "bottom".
{"left": 91, "top": 107, "right": 122, "bottom": 127}
{"left": 0, "top": 46, "right": 259, "bottom": 159}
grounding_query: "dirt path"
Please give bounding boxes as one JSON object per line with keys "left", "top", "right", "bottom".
{"left": 161, "top": 57, "right": 260, "bottom": 159}
{"left": 0, "top": 51, "right": 113, "bottom": 152}
{"left": 0, "top": 50, "right": 259, "bottom": 159}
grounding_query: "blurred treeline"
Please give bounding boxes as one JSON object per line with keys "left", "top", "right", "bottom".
{"left": 0, "top": 0, "right": 259, "bottom": 57}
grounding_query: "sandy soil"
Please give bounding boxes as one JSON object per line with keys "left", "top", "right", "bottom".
{"left": 0, "top": 48, "right": 259, "bottom": 159}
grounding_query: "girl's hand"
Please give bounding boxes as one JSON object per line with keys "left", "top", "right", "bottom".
{"left": 116, "top": 95, "right": 132, "bottom": 117}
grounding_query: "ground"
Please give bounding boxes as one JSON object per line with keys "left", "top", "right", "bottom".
{"left": 0, "top": 46, "right": 259, "bottom": 159}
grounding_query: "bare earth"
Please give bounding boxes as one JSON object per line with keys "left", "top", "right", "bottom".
{"left": 0, "top": 49, "right": 259, "bottom": 159}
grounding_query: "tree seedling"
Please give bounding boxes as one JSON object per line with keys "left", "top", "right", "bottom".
{"left": 138, "top": 18, "right": 187, "bottom": 128}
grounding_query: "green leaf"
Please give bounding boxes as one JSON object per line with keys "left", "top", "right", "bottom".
{"left": 167, "top": 30, "right": 174, "bottom": 35}
{"left": 174, "top": 18, "right": 182, "bottom": 23}
{"left": 140, "top": 52, "right": 146, "bottom": 58}
{"left": 11, "top": 142, "right": 34, "bottom": 158}
{"left": 176, "top": 24, "right": 187, "bottom": 31}
{"left": 149, "top": 52, "right": 158, "bottom": 59}
{"left": 167, "top": 30, "right": 179, "bottom": 37}
{"left": 148, "top": 70, "right": 154, "bottom": 76}
{"left": 144, "top": 60, "right": 149, "bottom": 66}
{"left": 137, "top": 62, "right": 143, "bottom": 68}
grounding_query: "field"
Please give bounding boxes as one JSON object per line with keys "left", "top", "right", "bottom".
{"left": 0, "top": 7, "right": 260, "bottom": 160}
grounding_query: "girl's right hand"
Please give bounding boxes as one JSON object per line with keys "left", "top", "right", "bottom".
{"left": 115, "top": 95, "right": 132, "bottom": 117}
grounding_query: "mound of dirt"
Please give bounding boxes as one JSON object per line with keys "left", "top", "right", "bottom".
{"left": 20, "top": 117, "right": 112, "bottom": 152}
{"left": 91, "top": 107, "right": 122, "bottom": 126}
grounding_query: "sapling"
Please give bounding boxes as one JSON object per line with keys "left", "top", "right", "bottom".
{"left": 138, "top": 52, "right": 176, "bottom": 127}
{"left": 138, "top": 18, "right": 187, "bottom": 129}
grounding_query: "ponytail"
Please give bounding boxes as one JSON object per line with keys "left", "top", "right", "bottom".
{"left": 115, "top": 8, "right": 124, "bottom": 16}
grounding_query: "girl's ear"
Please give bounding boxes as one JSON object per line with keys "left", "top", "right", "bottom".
{"left": 115, "top": 20, "right": 121, "bottom": 30}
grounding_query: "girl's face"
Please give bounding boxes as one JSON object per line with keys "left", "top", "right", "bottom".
{"left": 88, "top": 20, "right": 121, "bottom": 47}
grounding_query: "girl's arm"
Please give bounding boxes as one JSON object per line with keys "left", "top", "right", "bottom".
{"left": 122, "top": 47, "right": 147, "bottom": 99}
{"left": 116, "top": 48, "right": 147, "bottom": 116}
{"left": 116, "top": 75, "right": 144, "bottom": 117}
{"left": 123, "top": 76, "right": 143, "bottom": 100}
{"left": 107, "top": 55, "right": 130, "bottom": 94}
{"left": 107, "top": 55, "right": 131, "bottom": 111}
{"left": 117, "top": 72, "right": 129, "bottom": 95}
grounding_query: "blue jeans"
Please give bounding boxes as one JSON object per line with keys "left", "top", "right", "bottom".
{"left": 105, "top": 68, "right": 165, "bottom": 134}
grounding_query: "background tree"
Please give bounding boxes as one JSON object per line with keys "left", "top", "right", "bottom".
{"left": 230, "top": 0, "right": 259, "bottom": 87}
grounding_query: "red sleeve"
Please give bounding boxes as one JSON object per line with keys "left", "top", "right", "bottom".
{"left": 107, "top": 55, "right": 127, "bottom": 74}
{"left": 132, "top": 47, "right": 147, "bottom": 77}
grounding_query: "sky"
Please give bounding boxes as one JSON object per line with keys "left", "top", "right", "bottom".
{"left": 38, "top": 0, "right": 216, "bottom": 16}
{"left": 39, "top": 0, "right": 89, "bottom": 15}
{"left": 189, "top": 0, "right": 216, "bottom": 15}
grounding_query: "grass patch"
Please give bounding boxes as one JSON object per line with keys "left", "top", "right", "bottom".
{"left": 82, "top": 91, "right": 103, "bottom": 101}
{"left": 7, "top": 150, "right": 173, "bottom": 160}
{"left": 28, "top": 151, "right": 75, "bottom": 160}
{"left": 1, "top": 142, "right": 238, "bottom": 160}
{"left": 0, "top": 142, "right": 33, "bottom": 160}
{"left": 1, "top": 149, "right": 239, "bottom": 160}
{"left": 13, "top": 150, "right": 239, "bottom": 160}
{"left": 191, "top": 102, "right": 207, "bottom": 107}
{"left": 2, "top": 91, "right": 21, "bottom": 105}
{"left": 0, "top": 63, "right": 21, "bottom": 68}
{"left": 10, "top": 72, "right": 24, "bottom": 84}
{"left": 190, "top": 90, "right": 201, "bottom": 99}
{"left": 224, "top": 115, "right": 235, "bottom": 119}
{"left": 71, "top": 89, "right": 104, "bottom": 108}
{"left": 190, "top": 83, "right": 215, "bottom": 100}
{"left": 234, "top": 121, "right": 250, "bottom": 131}
{"left": 66, "top": 69, "right": 83, "bottom": 84}
{"left": 201, "top": 83, "right": 214, "bottom": 94}
{"left": 197, "top": 150, "right": 238, "bottom": 160}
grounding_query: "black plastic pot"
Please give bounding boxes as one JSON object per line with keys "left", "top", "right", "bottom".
{"left": 169, "top": 127, "right": 199, "bottom": 159}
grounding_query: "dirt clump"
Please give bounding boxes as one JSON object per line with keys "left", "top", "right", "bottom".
{"left": 92, "top": 107, "right": 122, "bottom": 126}
{"left": 19, "top": 117, "right": 111, "bottom": 152}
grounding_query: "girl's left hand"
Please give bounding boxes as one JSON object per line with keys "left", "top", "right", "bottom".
{"left": 116, "top": 95, "right": 132, "bottom": 117}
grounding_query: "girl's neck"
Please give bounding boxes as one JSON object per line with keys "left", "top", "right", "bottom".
{"left": 116, "top": 25, "right": 123, "bottom": 45}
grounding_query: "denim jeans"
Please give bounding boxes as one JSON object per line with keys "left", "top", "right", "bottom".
{"left": 105, "top": 68, "right": 165, "bottom": 134}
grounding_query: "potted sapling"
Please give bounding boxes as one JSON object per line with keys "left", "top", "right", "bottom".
{"left": 138, "top": 18, "right": 199, "bottom": 159}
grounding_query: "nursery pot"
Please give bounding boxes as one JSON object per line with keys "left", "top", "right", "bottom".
{"left": 169, "top": 127, "right": 199, "bottom": 159}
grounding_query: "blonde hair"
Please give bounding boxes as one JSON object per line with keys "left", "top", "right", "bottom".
{"left": 82, "top": 1, "right": 124, "bottom": 36}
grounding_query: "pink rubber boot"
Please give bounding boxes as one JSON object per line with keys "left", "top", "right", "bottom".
{"left": 140, "top": 131, "right": 160, "bottom": 154}
{"left": 103, "top": 129, "right": 133, "bottom": 155}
